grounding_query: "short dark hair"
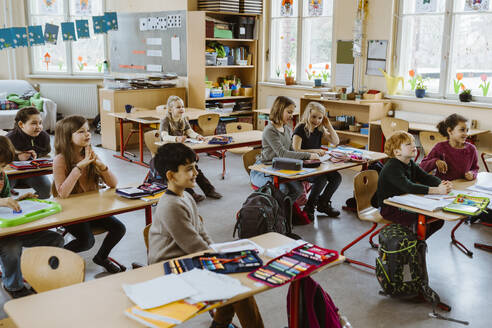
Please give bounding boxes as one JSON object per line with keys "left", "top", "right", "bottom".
{"left": 437, "top": 114, "right": 467, "bottom": 138}
{"left": 15, "top": 107, "right": 41, "bottom": 129}
{"left": 0, "top": 136, "right": 16, "bottom": 165}
{"left": 154, "top": 143, "right": 197, "bottom": 177}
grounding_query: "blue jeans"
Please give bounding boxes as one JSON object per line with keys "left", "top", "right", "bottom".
{"left": 250, "top": 160, "right": 304, "bottom": 201}
{"left": 0, "top": 231, "right": 64, "bottom": 291}
{"left": 10, "top": 175, "right": 52, "bottom": 199}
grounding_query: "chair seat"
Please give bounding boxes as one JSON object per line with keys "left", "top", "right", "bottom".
{"left": 359, "top": 207, "right": 390, "bottom": 224}
{"left": 228, "top": 147, "right": 253, "bottom": 155}
{"left": 0, "top": 318, "right": 16, "bottom": 328}
{"left": 92, "top": 226, "right": 107, "bottom": 235}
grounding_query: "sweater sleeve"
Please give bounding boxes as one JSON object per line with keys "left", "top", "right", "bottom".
{"left": 419, "top": 143, "right": 442, "bottom": 173}
{"left": 162, "top": 202, "right": 210, "bottom": 254}
{"left": 413, "top": 162, "right": 442, "bottom": 187}
{"left": 159, "top": 118, "right": 178, "bottom": 142}
{"left": 263, "top": 126, "right": 310, "bottom": 160}
{"left": 184, "top": 118, "right": 199, "bottom": 139}
{"left": 384, "top": 162, "right": 432, "bottom": 195}
{"left": 198, "top": 216, "right": 213, "bottom": 245}
{"left": 53, "top": 155, "right": 82, "bottom": 198}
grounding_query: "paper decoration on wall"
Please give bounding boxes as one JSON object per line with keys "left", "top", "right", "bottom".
{"left": 415, "top": 0, "right": 437, "bottom": 13}
{"left": 76, "top": 20, "right": 90, "bottom": 38}
{"left": 139, "top": 18, "right": 148, "bottom": 31}
{"left": 308, "top": 0, "right": 323, "bottom": 16}
{"left": 92, "top": 15, "right": 104, "bottom": 34}
{"left": 167, "top": 15, "right": 182, "bottom": 28}
{"left": 11, "top": 27, "right": 28, "bottom": 48}
{"left": 43, "top": 52, "right": 51, "bottom": 70}
{"left": 103, "top": 12, "right": 118, "bottom": 31}
{"left": 44, "top": 23, "right": 59, "bottom": 44}
{"left": 28, "top": 25, "right": 45, "bottom": 46}
{"left": 465, "top": 0, "right": 489, "bottom": 11}
{"left": 157, "top": 17, "right": 167, "bottom": 30}
{"left": 39, "top": 0, "right": 59, "bottom": 14}
{"left": 171, "top": 36, "right": 180, "bottom": 61}
{"left": 281, "top": 0, "right": 294, "bottom": 16}
{"left": 74, "top": 0, "right": 91, "bottom": 15}
{"left": 61, "top": 22, "right": 77, "bottom": 41}
{"left": 0, "top": 28, "right": 13, "bottom": 49}
{"left": 366, "top": 40, "right": 388, "bottom": 76}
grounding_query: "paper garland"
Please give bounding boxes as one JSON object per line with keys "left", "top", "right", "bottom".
{"left": 76, "top": 19, "right": 90, "bottom": 38}
{"left": 0, "top": 28, "right": 14, "bottom": 50}
{"left": 28, "top": 25, "right": 45, "bottom": 46}
{"left": 44, "top": 23, "right": 59, "bottom": 45}
{"left": 61, "top": 22, "right": 77, "bottom": 41}
{"left": 11, "top": 27, "right": 29, "bottom": 48}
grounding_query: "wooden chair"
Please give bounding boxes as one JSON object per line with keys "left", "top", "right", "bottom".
{"left": 144, "top": 130, "right": 161, "bottom": 156}
{"left": 242, "top": 147, "right": 262, "bottom": 177}
{"left": 226, "top": 122, "right": 254, "bottom": 154}
{"left": 197, "top": 113, "right": 220, "bottom": 136}
{"left": 131, "top": 224, "right": 152, "bottom": 269}
{"left": 420, "top": 131, "right": 446, "bottom": 156}
{"left": 482, "top": 152, "right": 492, "bottom": 172}
{"left": 20, "top": 246, "right": 85, "bottom": 293}
{"left": 341, "top": 170, "right": 391, "bottom": 270}
{"left": 380, "top": 117, "right": 420, "bottom": 161}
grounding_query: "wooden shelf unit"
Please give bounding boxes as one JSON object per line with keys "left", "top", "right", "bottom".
{"left": 299, "top": 97, "right": 391, "bottom": 150}
{"left": 187, "top": 11, "right": 259, "bottom": 125}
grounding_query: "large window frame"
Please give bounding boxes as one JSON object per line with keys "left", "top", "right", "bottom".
{"left": 268, "top": 0, "right": 334, "bottom": 85}
{"left": 395, "top": 0, "right": 492, "bottom": 102}
{"left": 26, "top": 0, "right": 107, "bottom": 77}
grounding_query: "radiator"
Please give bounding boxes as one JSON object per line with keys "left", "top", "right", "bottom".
{"left": 39, "top": 83, "right": 99, "bottom": 119}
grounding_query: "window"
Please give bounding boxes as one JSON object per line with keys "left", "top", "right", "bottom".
{"left": 397, "top": 0, "right": 492, "bottom": 100}
{"left": 27, "top": 0, "right": 106, "bottom": 75}
{"left": 269, "top": 0, "right": 334, "bottom": 84}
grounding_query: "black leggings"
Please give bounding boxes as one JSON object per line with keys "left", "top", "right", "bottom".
{"left": 64, "top": 216, "right": 126, "bottom": 259}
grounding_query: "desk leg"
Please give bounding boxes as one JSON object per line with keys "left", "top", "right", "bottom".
{"left": 139, "top": 122, "right": 144, "bottom": 164}
{"left": 273, "top": 176, "right": 279, "bottom": 189}
{"left": 221, "top": 150, "right": 226, "bottom": 179}
{"left": 145, "top": 205, "right": 152, "bottom": 225}
{"left": 417, "top": 214, "right": 427, "bottom": 240}
{"left": 451, "top": 219, "right": 473, "bottom": 257}
{"left": 119, "top": 118, "right": 125, "bottom": 157}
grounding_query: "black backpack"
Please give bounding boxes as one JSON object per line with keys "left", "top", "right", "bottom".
{"left": 376, "top": 224, "right": 441, "bottom": 306}
{"left": 233, "top": 182, "right": 297, "bottom": 239}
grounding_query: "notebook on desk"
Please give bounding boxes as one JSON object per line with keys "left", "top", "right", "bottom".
{"left": 387, "top": 194, "right": 451, "bottom": 212}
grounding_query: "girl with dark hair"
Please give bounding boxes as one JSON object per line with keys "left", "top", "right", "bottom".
{"left": 53, "top": 115, "right": 126, "bottom": 273}
{"left": 420, "top": 113, "right": 478, "bottom": 181}
{"left": 6, "top": 107, "right": 52, "bottom": 199}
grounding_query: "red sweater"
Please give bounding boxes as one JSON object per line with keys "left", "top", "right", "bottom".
{"left": 420, "top": 141, "right": 478, "bottom": 181}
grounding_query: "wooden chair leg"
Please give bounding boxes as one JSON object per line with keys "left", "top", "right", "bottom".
{"left": 451, "top": 219, "right": 473, "bottom": 258}
{"left": 341, "top": 222, "right": 378, "bottom": 270}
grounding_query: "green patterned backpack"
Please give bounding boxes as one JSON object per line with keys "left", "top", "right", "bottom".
{"left": 376, "top": 224, "right": 440, "bottom": 305}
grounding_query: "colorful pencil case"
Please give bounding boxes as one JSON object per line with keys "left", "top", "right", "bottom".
{"left": 163, "top": 250, "right": 263, "bottom": 275}
{"left": 208, "top": 136, "right": 233, "bottom": 145}
{"left": 443, "top": 194, "right": 489, "bottom": 216}
{"left": 248, "top": 243, "right": 338, "bottom": 287}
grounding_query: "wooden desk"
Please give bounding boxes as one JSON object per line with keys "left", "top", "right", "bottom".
{"left": 157, "top": 130, "right": 263, "bottom": 179}
{"left": 383, "top": 172, "right": 491, "bottom": 256}
{"left": 0, "top": 187, "right": 156, "bottom": 238}
{"left": 5, "top": 167, "right": 52, "bottom": 181}
{"left": 250, "top": 150, "right": 387, "bottom": 188}
{"left": 109, "top": 108, "right": 220, "bottom": 168}
{"left": 4, "top": 232, "right": 344, "bottom": 328}
{"left": 369, "top": 120, "right": 490, "bottom": 151}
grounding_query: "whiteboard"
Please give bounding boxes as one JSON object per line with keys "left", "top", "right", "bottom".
{"left": 109, "top": 11, "right": 187, "bottom": 76}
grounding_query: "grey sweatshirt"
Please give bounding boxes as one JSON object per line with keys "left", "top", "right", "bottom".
{"left": 258, "top": 123, "right": 311, "bottom": 163}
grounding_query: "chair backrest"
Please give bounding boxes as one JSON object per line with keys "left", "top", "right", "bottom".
{"left": 197, "top": 113, "right": 220, "bottom": 136}
{"left": 226, "top": 122, "right": 253, "bottom": 134}
{"left": 242, "top": 148, "right": 262, "bottom": 175}
{"left": 419, "top": 131, "right": 447, "bottom": 156}
{"left": 143, "top": 223, "right": 151, "bottom": 252}
{"left": 21, "top": 246, "right": 85, "bottom": 293}
{"left": 353, "top": 170, "right": 379, "bottom": 216}
{"left": 144, "top": 130, "right": 161, "bottom": 156}
{"left": 381, "top": 117, "right": 409, "bottom": 139}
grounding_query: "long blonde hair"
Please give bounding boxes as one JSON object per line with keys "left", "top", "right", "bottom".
{"left": 52, "top": 115, "right": 99, "bottom": 196}
{"left": 165, "top": 96, "right": 187, "bottom": 133}
{"left": 299, "top": 101, "right": 326, "bottom": 137}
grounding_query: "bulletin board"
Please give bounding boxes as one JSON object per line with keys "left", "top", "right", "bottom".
{"left": 109, "top": 10, "right": 187, "bottom": 76}
{"left": 335, "top": 40, "right": 354, "bottom": 88}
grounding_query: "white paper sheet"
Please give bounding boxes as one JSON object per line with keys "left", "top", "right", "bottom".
{"left": 335, "top": 64, "right": 353, "bottom": 87}
{"left": 147, "top": 64, "right": 162, "bottom": 72}
{"left": 122, "top": 275, "right": 197, "bottom": 310}
{"left": 171, "top": 36, "right": 180, "bottom": 61}
{"left": 102, "top": 99, "right": 111, "bottom": 112}
{"left": 147, "top": 50, "right": 162, "bottom": 57}
{"left": 388, "top": 194, "right": 451, "bottom": 212}
{"left": 146, "top": 38, "right": 162, "bottom": 46}
{"left": 210, "top": 239, "right": 264, "bottom": 254}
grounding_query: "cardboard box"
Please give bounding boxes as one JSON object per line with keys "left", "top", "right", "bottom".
{"left": 362, "top": 90, "right": 383, "bottom": 100}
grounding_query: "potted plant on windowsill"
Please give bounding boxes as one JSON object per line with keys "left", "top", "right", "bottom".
{"left": 285, "top": 62, "right": 295, "bottom": 85}
{"left": 414, "top": 76, "right": 427, "bottom": 98}
{"left": 459, "top": 88, "right": 472, "bottom": 102}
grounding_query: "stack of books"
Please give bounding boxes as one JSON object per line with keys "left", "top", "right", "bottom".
{"left": 198, "top": 0, "right": 240, "bottom": 13}
{"left": 240, "top": 0, "right": 263, "bottom": 14}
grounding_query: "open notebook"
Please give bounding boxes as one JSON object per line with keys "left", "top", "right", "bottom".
{"left": 387, "top": 194, "right": 452, "bottom": 212}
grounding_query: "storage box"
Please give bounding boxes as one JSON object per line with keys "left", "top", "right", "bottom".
{"left": 362, "top": 90, "right": 383, "bottom": 100}
{"left": 205, "top": 52, "right": 217, "bottom": 66}
{"left": 360, "top": 128, "right": 369, "bottom": 135}
{"left": 240, "top": 86, "right": 253, "bottom": 97}
{"left": 214, "top": 27, "right": 233, "bottom": 39}
{"left": 198, "top": 0, "right": 240, "bottom": 12}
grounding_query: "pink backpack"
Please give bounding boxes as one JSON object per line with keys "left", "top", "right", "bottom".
{"left": 287, "top": 277, "right": 342, "bottom": 328}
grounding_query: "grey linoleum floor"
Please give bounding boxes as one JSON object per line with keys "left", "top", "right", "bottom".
{"left": 1, "top": 132, "right": 491, "bottom": 328}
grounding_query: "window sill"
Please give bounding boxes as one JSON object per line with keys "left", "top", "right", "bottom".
{"left": 259, "top": 81, "right": 331, "bottom": 92}
{"left": 28, "top": 74, "right": 104, "bottom": 80}
{"left": 387, "top": 94, "right": 492, "bottom": 110}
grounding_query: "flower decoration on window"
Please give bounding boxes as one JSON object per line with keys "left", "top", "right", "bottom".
{"left": 321, "top": 64, "right": 330, "bottom": 82}
{"left": 453, "top": 73, "right": 464, "bottom": 94}
{"left": 285, "top": 62, "right": 294, "bottom": 77}
{"left": 276, "top": 65, "right": 281, "bottom": 78}
{"left": 281, "top": 0, "right": 294, "bottom": 17}
{"left": 408, "top": 69, "right": 417, "bottom": 90}
{"left": 479, "top": 74, "right": 490, "bottom": 97}
{"left": 77, "top": 56, "right": 87, "bottom": 71}
{"left": 305, "top": 63, "right": 314, "bottom": 80}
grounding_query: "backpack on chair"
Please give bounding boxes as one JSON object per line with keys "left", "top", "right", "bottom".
{"left": 233, "top": 182, "right": 300, "bottom": 239}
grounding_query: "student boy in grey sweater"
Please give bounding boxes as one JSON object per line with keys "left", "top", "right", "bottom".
{"left": 148, "top": 143, "right": 264, "bottom": 328}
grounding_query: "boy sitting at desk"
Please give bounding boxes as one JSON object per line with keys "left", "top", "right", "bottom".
{"left": 376, "top": 131, "right": 452, "bottom": 239}
{"left": 0, "top": 136, "right": 64, "bottom": 298}
{"left": 148, "top": 143, "right": 264, "bottom": 328}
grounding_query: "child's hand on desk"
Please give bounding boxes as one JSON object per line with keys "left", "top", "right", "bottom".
{"left": 175, "top": 136, "right": 187, "bottom": 143}
{"left": 197, "top": 135, "right": 205, "bottom": 142}
{"left": 18, "top": 150, "right": 37, "bottom": 161}
{"left": 0, "top": 197, "right": 21, "bottom": 212}
{"left": 464, "top": 171, "right": 474, "bottom": 181}
{"left": 16, "top": 192, "right": 38, "bottom": 201}
{"left": 430, "top": 181, "right": 452, "bottom": 195}
{"left": 315, "top": 149, "right": 326, "bottom": 156}
{"left": 435, "top": 160, "right": 448, "bottom": 174}
{"left": 310, "top": 153, "right": 320, "bottom": 160}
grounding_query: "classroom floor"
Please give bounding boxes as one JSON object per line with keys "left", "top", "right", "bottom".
{"left": 1, "top": 133, "right": 491, "bottom": 328}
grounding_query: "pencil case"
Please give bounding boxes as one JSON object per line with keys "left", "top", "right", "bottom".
{"left": 163, "top": 250, "right": 263, "bottom": 275}
{"left": 247, "top": 243, "right": 338, "bottom": 287}
{"left": 208, "top": 136, "right": 233, "bottom": 145}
